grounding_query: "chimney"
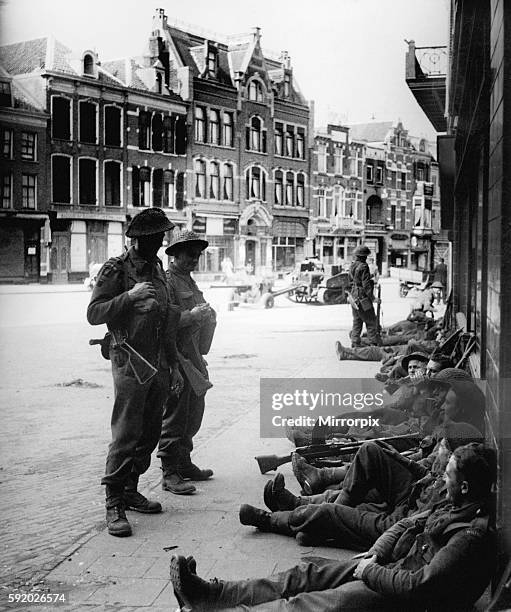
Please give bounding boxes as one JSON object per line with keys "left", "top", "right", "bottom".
{"left": 279, "top": 50, "right": 291, "bottom": 70}
{"left": 252, "top": 27, "right": 261, "bottom": 42}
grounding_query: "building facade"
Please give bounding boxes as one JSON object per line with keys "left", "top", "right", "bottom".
{"left": 0, "top": 69, "right": 48, "bottom": 282}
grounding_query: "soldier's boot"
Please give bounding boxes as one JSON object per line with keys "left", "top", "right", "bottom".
{"left": 105, "top": 486, "right": 132, "bottom": 537}
{"left": 124, "top": 474, "right": 162, "bottom": 514}
{"left": 335, "top": 341, "right": 359, "bottom": 360}
{"left": 239, "top": 504, "right": 294, "bottom": 535}
{"left": 169, "top": 555, "right": 221, "bottom": 612}
{"left": 161, "top": 459, "right": 196, "bottom": 495}
{"left": 292, "top": 453, "right": 348, "bottom": 495}
{"left": 263, "top": 473, "right": 301, "bottom": 511}
{"left": 178, "top": 462, "right": 214, "bottom": 481}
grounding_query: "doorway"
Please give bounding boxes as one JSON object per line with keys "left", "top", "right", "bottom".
{"left": 50, "top": 233, "right": 70, "bottom": 283}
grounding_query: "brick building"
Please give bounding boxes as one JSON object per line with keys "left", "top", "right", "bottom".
{"left": 0, "top": 36, "right": 188, "bottom": 282}
{"left": 0, "top": 67, "right": 48, "bottom": 282}
{"left": 149, "top": 9, "right": 312, "bottom": 275}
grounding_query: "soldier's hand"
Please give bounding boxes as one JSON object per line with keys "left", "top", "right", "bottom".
{"left": 170, "top": 368, "right": 184, "bottom": 395}
{"left": 128, "top": 282, "right": 156, "bottom": 302}
{"left": 190, "top": 303, "right": 210, "bottom": 321}
{"left": 353, "top": 554, "right": 377, "bottom": 579}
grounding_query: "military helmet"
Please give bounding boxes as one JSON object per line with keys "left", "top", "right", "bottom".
{"left": 165, "top": 229, "right": 209, "bottom": 255}
{"left": 126, "top": 208, "right": 174, "bottom": 238}
{"left": 354, "top": 245, "right": 371, "bottom": 257}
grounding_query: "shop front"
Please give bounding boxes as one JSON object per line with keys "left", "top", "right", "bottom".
{"left": 272, "top": 217, "right": 307, "bottom": 272}
{"left": 192, "top": 215, "right": 237, "bottom": 275}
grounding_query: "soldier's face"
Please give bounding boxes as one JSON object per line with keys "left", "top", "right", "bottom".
{"left": 408, "top": 359, "right": 426, "bottom": 377}
{"left": 174, "top": 246, "right": 203, "bottom": 271}
{"left": 137, "top": 232, "right": 165, "bottom": 259}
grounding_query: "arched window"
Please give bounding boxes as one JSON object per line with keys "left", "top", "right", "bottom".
{"left": 156, "top": 72, "right": 163, "bottom": 94}
{"left": 223, "top": 164, "right": 233, "bottom": 200}
{"left": 83, "top": 54, "right": 94, "bottom": 76}
{"left": 248, "top": 80, "right": 264, "bottom": 102}
{"left": 296, "top": 129, "right": 305, "bottom": 159}
{"left": 274, "top": 170, "right": 283, "bottom": 205}
{"left": 209, "top": 109, "right": 220, "bottom": 145}
{"left": 286, "top": 172, "right": 294, "bottom": 206}
{"left": 210, "top": 162, "right": 220, "bottom": 199}
{"left": 195, "top": 159, "right": 206, "bottom": 198}
{"left": 285, "top": 126, "right": 294, "bottom": 157}
{"left": 296, "top": 173, "right": 305, "bottom": 207}
{"left": 194, "top": 107, "right": 206, "bottom": 142}
{"left": 245, "top": 166, "right": 266, "bottom": 201}
{"left": 223, "top": 112, "right": 233, "bottom": 147}
{"left": 151, "top": 113, "right": 163, "bottom": 151}
{"left": 246, "top": 116, "right": 267, "bottom": 153}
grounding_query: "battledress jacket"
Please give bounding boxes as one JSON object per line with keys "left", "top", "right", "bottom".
{"left": 87, "top": 247, "right": 179, "bottom": 370}
{"left": 349, "top": 259, "right": 375, "bottom": 301}
{"left": 361, "top": 501, "right": 496, "bottom": 610}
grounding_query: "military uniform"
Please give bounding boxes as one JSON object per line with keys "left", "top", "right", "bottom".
{"left": 88, "top": 247, "right": 179, "bottom": 502}
{"left": 349, "top": 255, "right": 381, "bottom": 346}
{"left": 158, "top": 261, "right": 215, "bottom": 473}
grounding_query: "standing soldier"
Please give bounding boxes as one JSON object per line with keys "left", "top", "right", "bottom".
{"left": 158, "top": 230, "right": 216, "bottom": 495}
{"left": 87, "top": 208, "right": 183, "bottom": 537}
{"left": 348, "top": 245, "right": 381, "bottom": 347}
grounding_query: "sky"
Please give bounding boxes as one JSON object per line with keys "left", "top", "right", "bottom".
{"left": 0, "top": 0, "right": 449, "bottom": 140}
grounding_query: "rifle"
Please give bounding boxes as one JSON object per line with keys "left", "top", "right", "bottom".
{"left": 254, "top": 433, "right": 420, "bottom": 475}
{"left": 110, "top": 330, "right": 158, "bottom": 385}
{"left": 89, "top": 332, "right": 111, "bottom": 360}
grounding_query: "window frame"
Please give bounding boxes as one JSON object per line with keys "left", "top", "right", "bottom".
{"left": 51, "top": 95, "right": 72, "bottom": 141}
{"left": 209, "top": 109, "right": 220, "bottom": 145}
{"left": 21, "top": 173, "right": 37, "bottom": 209}
{"left": 21, "top": 132, "right": 37, "bottom": 161}
{"left": 223, "top": 163, "right": 233, "bottom": 201}
{"left": 222, "top": 112, "right": 233, "bottom": 148}
{"left": 274, "top": 170, "right": 283, "bottom": 205}
{"left": 210, "top": 161, "right": 220, "bottom": 199}
{"left": 195, "top": 159, "right": 206, "bottom": 198}
{"left": 194, "top": 106, "right": 206, "bottom": 143}
{"left": 1, "top": 172, "right": 13, "bottom": 208}
{"left": 104, "top": 159, "right": 122, "bottom": 207}
{"left": 2, "top": 128, "right": 13, "bottom": 159}
{"left": 78, "top": 157, "right": 98, "bottom": 206}
{"left": 79, "top": 99, "right": 98, "bottom": 144}
{"left": 104, "top": 105, "right": 122, "bottom": 147}
{"left": 51, "top": 154, "right": 72, "bottom": 203}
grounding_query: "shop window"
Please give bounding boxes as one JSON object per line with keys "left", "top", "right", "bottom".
{"left": 223, "top": 164, "right": 233, "bottom": 200}
{"left": 52, "top": 96, "right": 71, "bottom": 140}
{"left": 138, "top": 111, "right": 151, "bottom": 150}
{"left": 52, "top": 155, "right": 71, "bottom": 203}
{"left": 194, "top": 106, "right": 206, "bottom": 143}
{"left": 152, "top": 113, "right": 163, "bottom": 151}
{"left": 296, "top": 173, "right": 305, "bottom": 206}
{"left": 210, "top": 162, "right": 220, "bottom": 199}
{"left": 195, "top": 159, "right": 206, "bottom": 198}
{"left": 22, "top": 174, "right": 36, "bottom": 209}
{"left": 2, "top": 128, "right": 13, "bottom": 159}
{"left": 274, "top": 170, "right": 283, "bottom": 205}
{"left": 21, "top": 132, "right": 36, "bottom": 160}
{"left": 79, "top": 159, "right": 97, "bottom": 205}
{"left": 105, "top": 106, "right": 121, "bottom": 147}
{"left": 79, "top": 100, "right": 97, "bottom": 144}
{"left": 223, "top": 112, "right": 233, "bottom": 147}
{"left": 286, "top": 172, "right": 294, "bottom": 206}
{"left": 164, "top": 170, "right": 175, "bottom": 207}
{"left": 1, "top": 172, "right": 12, "bottom": 208}
{"left": 104, "top": 161, "right": 121, "bottom": 206}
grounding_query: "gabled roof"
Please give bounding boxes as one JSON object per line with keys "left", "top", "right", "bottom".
{"left": 348, "top": 121, "right": 395, "bottom": 143}
{"left": 0, "top": 37, "right": 74, "bottom": 75}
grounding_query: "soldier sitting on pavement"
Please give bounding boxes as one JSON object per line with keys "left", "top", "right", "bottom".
{"left": 170, "top": 443, "right": 497, "bottom": 612}
{"left": 87, "top": 208, "right": 183, "bottom": 538}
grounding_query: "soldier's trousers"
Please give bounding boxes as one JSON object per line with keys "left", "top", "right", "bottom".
{"left": 207, "top": 557, "right": 397, "bottom": 611}
{"left": 157, "top": 377, "right": 205, "bottom": 467}
{"left": 351, "top": 306, "right": 381, "bottom": 346}
{"left": 101, "top": 356, "right": 168, "bottom": 488}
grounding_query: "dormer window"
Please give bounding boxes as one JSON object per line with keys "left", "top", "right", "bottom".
{"left": 207, "top": 47, "right": 217, "bottom": 78}
{"left": 284, "top": 74, "right": 291, "bottom": 98}
{"left": 82, "top": 51, "right": 98, "bottom": 78}
{"left": 156, "top": 72, "right": 163, "bottom": 94}
{"left": 248, "top": 80, "right": 264, "bottom": 102}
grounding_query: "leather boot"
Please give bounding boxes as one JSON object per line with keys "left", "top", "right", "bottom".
{"left": 263, "top": 473, "right": 301, "bottom": 511}
{"left": 335, "top": 341, "right": 357, "bottom": 360}
{"left": 292, "top": 453, "right": 347, "bottom": 495}
{"left": 105, "top": 485, "right": 132, "bottom": 537}
{"left": 124, "top": 474, "right": 162, "bottom": 514}
{"left": 161, "top": 459, "right": 196, "bottom": 495}
{"left": 178, "top": 462, "right": 213, "bottom": 481}
{"left": 169, "top": 555, "right": 221, "bottom": 612}
{"left": 239, "top": 504, "right": 272, "bottom": 531}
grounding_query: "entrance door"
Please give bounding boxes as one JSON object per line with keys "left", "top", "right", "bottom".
{"left": 245, "top": 240, "right": 256, "bottom": 273}
{"left": 50, "top": 233, "right": 70, "bottom": 283}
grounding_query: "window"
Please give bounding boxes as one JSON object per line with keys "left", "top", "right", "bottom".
{"left": 105, "top": 106, "right": 121, "bottom": 147}
{"left": 207, "top": 48, "right": 217, "bottom": 77}
{"left": 376, "top": 165, "right": 384, "bottom": 184}
{"left": 164, "top": 170, "right": 175, "bottom": 207}
{"left": 317, "top": 144, "right": 327, "bottom": 173}
{"left": 344, "top": 192, "right": 356, "bottom": 218}
{"left": 285, "top": 172, "right": 294, "bottom": 206}
{"left": 0, "top": 81, "right": 11, "bottom": 106}
{"left": 79, "top": 101, "right": 97, "bottom": 144}
{"left": 52, "top": 155, "right": 71, "bottom": 203}
{"left": 79, "top": 159, "right": 97, "bottom": 205}
{"left": 210, "top": 162, "right": 220, "bottom": 199}
{"left": 156, "top": 72, "right": 163, "bottom": 94}
{"left": 400, "top": 172, "right": 406, "bottom": 190}
{"left": 285, "top": 127, "right": 294, "bottom": 157}
{"left": 139, "top": 167, "right": 151, "bottom": 206}
{"left": 296, "top": 129, "right": 305, "bottom": 159}
{"left": 163, "top": 115, "right": 176, "bottom": 153}
{"left": 416, "top": 167, "right": 425, "bottom": 181}
{"left": 2, "top": 128, "right": 12, "bottom": 159}
{"left": 248, "top": 80, "right": 264, "bottom": 102}
{"left": 209, "top": 109, "right": 220, "bottom": 145}
{"left": 334, "top": 148, "right": 343, "bottom": 174}
{"left": 333, "top": 185, "right": 343, "bottom": 216}
{"left": 317, "top": 188, "right": 326, "bottom": 217}
{"left": 1, "top": 173, "right": 12, "bottom": 208}
{"left": 399, "top": 205, "right": 407, "bottom": 229}
{"left": 246, "top": 166, "right": 266, "bottom": 200}
{"left": 390, "top": 204, "right": 396, "bottom": 226}
{"left": 284, "top": 74, "right": 290, "bottom": 98}
{"left": 357, "top": 159, "right": 363, "bottom": 177}
{"left": 390, "top": 171, "right": 397, "bottom": 189}
{"left": 138, "top": 111, "right": 151, "bottom": 150}
{"left": 223, "top": 112, "right": 233, "bottom": 147}
{"left": 52, "top": 97, "right": 71, "bottom": 140}
{"left": 83, "top": 54, "right": 94, "bottom": 76}
{"left": 152, "top": 168, "right": 164, "bottom": 206}
{"left": 194, "top": 106, "right": 206, "bottom": 142}
{"left": 274, "top": 170, "right": 283, "bottom": 205}
{"left": 275, "top": 123, "right": 283, "bottom": 156}
{"left": 104, "top": 161, "right": 121, "bottom": 206}
{"left": 21, "top": 132, "right": 36, "bottom": 160}
{"left": 366, "top": 164, "right": 373, "bottom": 182}
{"left": 152, "top": 113, "right": 163, "bottom": 151}
{"left": 296, "top": 173, "right": 305, "bottom": 207}
{"left": 195, "top": 159, "right": 206, "bottom": 198}
{"left": 223, "top": 164, "right": 233, "bottom": 200}
{"left": 22, "top": 174, "right": 36, "bottom": 209}
{"left": 248, "top": 116, "right": 266, "bottom": 152}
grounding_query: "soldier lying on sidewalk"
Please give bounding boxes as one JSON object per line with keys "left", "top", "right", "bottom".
{"left": 170, "top": 443, "right": 497, "bottom": 611}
